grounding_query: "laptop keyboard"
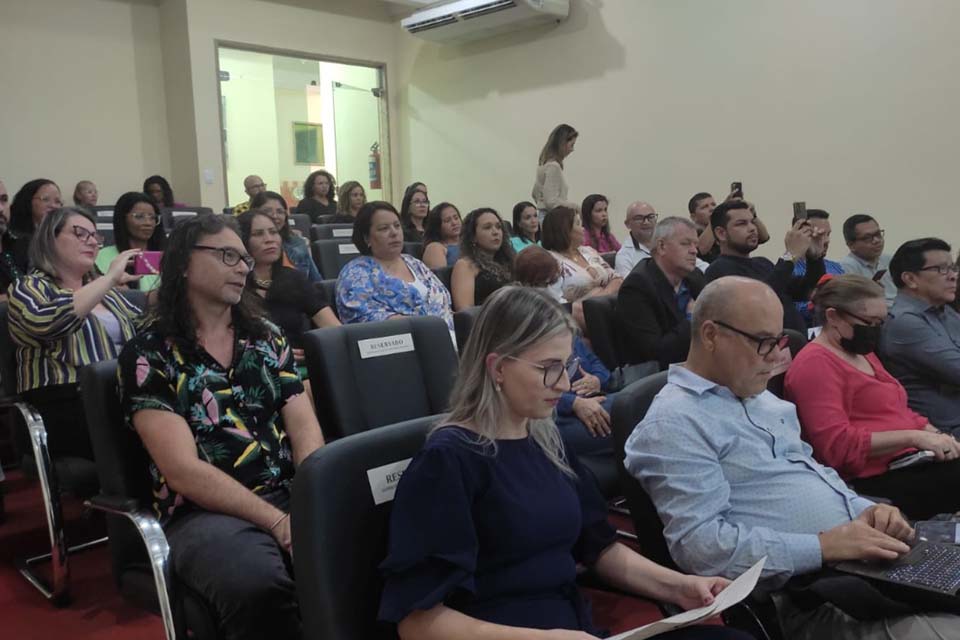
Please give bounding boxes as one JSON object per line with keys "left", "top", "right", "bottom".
{"left": 886, "top": 544, "right": 960, "bottom": 592}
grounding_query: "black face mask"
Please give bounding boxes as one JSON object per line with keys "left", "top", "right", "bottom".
{"left": 839, "top": 323, "right": 882, "bottom": 355}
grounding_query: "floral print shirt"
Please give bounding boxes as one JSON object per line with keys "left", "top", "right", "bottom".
{"left": 118, "top": 322, "right": 303, "bottom": 525}
{"left": 335, "top": 254, "right": 454, "bottom": 331}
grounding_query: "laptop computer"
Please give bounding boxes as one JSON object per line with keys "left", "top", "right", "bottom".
{"left": 836, "top": 539, "right": 960, "bottom": 598}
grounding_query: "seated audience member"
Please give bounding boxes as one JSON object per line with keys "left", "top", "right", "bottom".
{"left": 9, "top": 207, "right": 142, "bottom": 463}
{"left": 510, "top": 200, "right": 540, "bottom": 253}
{"left": 785, "top": 274, "right": 960, "bottom": 520}
{"left": 451, "top": 207, "right": 514, "bottom": 311}
{"left": 880, "top": 238, "right": 960, "bottom": 435}
{"left": 380, "top": 286, "right": 746, "bottom": 640}
{"left": 230, "top": 174, "right": 267, "bottom": 216}
{"left": 408, "top": 181, "right": 428, "bottom": 196}
{"left": 542, "top": 206, "right": 622, "bottom": 327}
{"left": 581, "top": 193, "right": 621, "bottom": 253}
{"left": 400, "top": 183, "right": 430, "bottom": 242}
{"left": 791, "top": 209, "right": 845, "bottom": 325}
{"left": 237, "top": 210, "right": 340, "bottom": 377}
{"left": 618, "top": 217, "right": 705, "bottom": 369}
{"left": 688, "top": 191, "right": 770, "bottom": 264}
{"left": 839, "top": 214, "right": 897, "bottom": 305}
{"left": 143, "top": 174, "right": 184, "bottom": 208}
{"left": 333, "top": 180, "right": 365, "bottom": 222}
{"left": 97, "top": 192, "right": 166, "bottom": 292}
{"left": 515, "top": 248, "right": 616, "bottom": 456}
{"left": 421, "top": 202, "right": 462, "bottom": 269}
{"left": 705, "top": 200, "right": 823, "bottom": 332}
{"left": 0, "top": 179, "right": 22, "bottom": 299}
{"left": 294, "top": 170, "right": 337, "bottom": 221}
{"left": 625, "top": 276, "right": 960, "bottom": 638}
{"left": 336, "top": 201, "right": 453, "bottom": 334}
{"left": 9, "top": 178, "right": 62, "bottom": 272}
{"left": 614, "top": 201, "right": 657, "bottom": 277}
{"left": 119, "top": 214, "right": 324, "bottom": 640}
{"left": 72, "top": 180, "right": 98, "bottom": 210}
{"left": 250, "top": 190, "right": 322, "bottom": 283}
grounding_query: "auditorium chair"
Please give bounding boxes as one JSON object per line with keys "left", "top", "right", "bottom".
{"left": 311, "top": 223, "right": 354, "bottom": 241}
{"left": 601, "top": 252, "right": 616, "bottom": 269}
{"left": 311, "top": 238, "right": 360, "bottom": 280}
{"left": 453, "top": 305, "right": 482, "bottom": 354}
{"left": 81, "top": 359, "right": 217, "bottom": 640}
{"left": 402, "top": 241, "right": 424, "bottom": 259}
{"left": 301, "top": 316, "right": 458, "bottom": 441}
{"left": 160, "top": 206, "right": 214, "bottom": 233}
{"left": 610, "top": 372, "right": 781, "bottom": 640}
{"left": 313, "top": 213, "right": 338, "bottom": 224}
{"left": 95, "top": 220, "right": 115, "bottom": 247}
{"left": 290, "top": 213, "right": 311, "bottom": 237}
{"left": 93, "top": 205, "right": 114, "bottom": 222}
{"left": 582, "top": 295, "right": 659, "bottom": 390}
{"left": 432, "top": 265, "right": 453, "bottom": 294}
{"left": 766, "top": 329, "right": 808, "bottom": 398}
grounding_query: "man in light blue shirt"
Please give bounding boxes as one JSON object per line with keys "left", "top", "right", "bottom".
{"left": 625, "top": 276, "right": 957, "bottom": 637}
{"left": 838, "top": 214, "right": 896, "bottom": 305}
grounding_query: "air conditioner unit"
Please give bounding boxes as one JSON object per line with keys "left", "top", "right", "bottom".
{"left": 400, "top": 0, "right": 569, "bottom": 44}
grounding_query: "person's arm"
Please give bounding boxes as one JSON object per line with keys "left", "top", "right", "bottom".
{"left": 786, "top": 255, "right": 824, "bottom": 302}
{"left": 279, "top": 393, "right": 324, "bottom": 466}
{"left": 311, "top": 307, "right": 341, "bottom": 328}
{"left": 618, "top": 275, "right": 690, "bottom": 368}
{"left": 450, "top": 259, "right": 478, "bottom": 312}
{"left": 399, "top": 606, "right": 590, "bottom": 640}
{"left": 696, "top": 225, "right": 716, "bottom": 256}
{"left": 422, "top": 243, "right": 448, "bottom": 270}
{"left": 624, "top": 415, "right": 823, "bottom": 586}
{"left": 883, "top": 311, "right": 960, "bottom": 383}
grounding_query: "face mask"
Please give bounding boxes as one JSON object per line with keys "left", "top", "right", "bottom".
{"left": 839, "top": 322, "right": 882, "bottom": 355}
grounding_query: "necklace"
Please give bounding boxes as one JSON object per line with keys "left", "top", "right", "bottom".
{"left": 254, "top": 278, "right": 271, "bottom": 290}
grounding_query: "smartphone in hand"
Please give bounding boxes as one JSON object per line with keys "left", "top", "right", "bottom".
{"left": 730, "top": 181, "right": 743, "bottom": 199}
{"left": 793, "top": 202, "right": 807, "bottom": 222}
{"left": 133, "top": 251, "right": 162, "bottom": 275}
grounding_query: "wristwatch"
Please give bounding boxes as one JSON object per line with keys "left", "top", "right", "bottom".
{"left": 780, "top": 252, "right": 797, "bottom": 263}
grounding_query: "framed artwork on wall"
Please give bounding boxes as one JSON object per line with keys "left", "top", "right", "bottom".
{"left": 293, "top": 122, "right": 324, "bottom": 165}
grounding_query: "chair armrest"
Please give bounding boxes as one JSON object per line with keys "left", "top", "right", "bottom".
{"left": 86, "top": 494, "right": 140, "bottom": 515}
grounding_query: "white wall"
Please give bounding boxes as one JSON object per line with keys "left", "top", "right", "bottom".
{"left": 0, "top": 0, "right": 171, "bottom": 206}
{"left": 394, "top": 0, "right": 960, "bottom": 259}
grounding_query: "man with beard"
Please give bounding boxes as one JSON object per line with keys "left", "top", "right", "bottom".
{"left": 704, "top": 200, "right": 823, "bottom": 332}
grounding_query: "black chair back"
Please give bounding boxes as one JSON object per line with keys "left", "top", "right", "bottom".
{"left": 601, "top": 252, "right": 616, "bottom": 269}
{"left": 290, "top": 213, "right": 311, "bottom": 237}
{"left": 432, "top": 266, "right": 453, "bottom": 294}
{"left": 767, "top": 328, "right": 808, "bottom": 398}
{"left": 302, "top": 316, "right": 458, "bottom": 440}
{"left": 95, "top": 221, "right": 115, "bottom": 248}
{"left": 0, "top": 303, "right": 17, "bottom": 399}
{"left": 292, "top": 416, "right": 433, "bottom": 640}
{"left": 402, "top": 242, "right": 423, "bottom": 260}
{"left": 453, "top": 305, "right": 482, "bottom": 354}
{"left": 313, "top": 214, "right": 337, "bottom": 225}
{"left": 311, "top": 223, "right": 354, "bottom": 241}
{"left": 609, "top": 371, "right": 676, "bottom": 568}
{"left": 160, "top": 206, "right": 214, "bottom": 232}
{"left": 582, "top": 295, "right": 623, "bottom": 371}
{"left": 311, "top": 239, "right": 360, "bottom": 280}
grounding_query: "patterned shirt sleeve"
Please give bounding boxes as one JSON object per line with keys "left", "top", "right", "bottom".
{"left": 272, "top": 329, "right": 306, "bottom": 405}
{"left": 118, "top": 335, "right": 178, "bottom": 424}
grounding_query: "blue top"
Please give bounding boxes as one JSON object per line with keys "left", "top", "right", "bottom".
{"left": 624, "top": 365, "right": 874, "bottom": 589}
{"left": 379, "top": 426, "right": 616, "bottom": 633}
{"left": 511, "top": 236, "right": 538, "bottom": 253}
{"left": 792, "top": 258, "right": 844, "bottom": 324}
{"left": 283, "top": 235, "right": 323, "bottom": 283}
{"left": 557, "top": 336, "right": 611, "bottom": 416}
{"left": 880, "top": 292, "right": 960, "bottom": 431}
{"left": 445, "top": 243, "right": 461, "bottom": 267}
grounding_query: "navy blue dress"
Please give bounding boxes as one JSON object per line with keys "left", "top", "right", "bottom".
{"left": 378, "top": 425, "right": 616, "bottom": 635}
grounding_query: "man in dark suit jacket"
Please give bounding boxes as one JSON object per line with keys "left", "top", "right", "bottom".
{"left": 618, "top": 216, "right": 706, "bottom": 369}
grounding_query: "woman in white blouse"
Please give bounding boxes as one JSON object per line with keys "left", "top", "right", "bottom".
{"left": 532, "top": 124, "right": 580, "bottom": 218}
{"left": 541, "top": 206, "right": 622, "bottom": 329}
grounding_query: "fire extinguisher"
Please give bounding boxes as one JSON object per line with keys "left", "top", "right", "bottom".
{"left": 369, "top": 142, "right": 382, "bottom": 190}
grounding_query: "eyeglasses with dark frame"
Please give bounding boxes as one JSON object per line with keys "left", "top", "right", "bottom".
{"left": 193, "top": 245, "right": 255, "bottom": 270}
{"left": 72, "top": 225, "right": 104, "bottom": 246}
{"left": 839, "top": 309, "right": 885, "bottom": 327}
{"left": 917, "top": 263, "right": 960, "bottom": 276}
{"left": 713, "top": 320, "right": 789, "bottom": 357}
{"left": 854, "top": 229, "right": 885, "bottom": 243}
{"left": 629, "top": 213, "right": 659, "bottom": 224}
{"left": 504, "top": 355, "right": 581, "bottom": 388}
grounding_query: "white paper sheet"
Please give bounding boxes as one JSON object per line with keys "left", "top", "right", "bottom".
{"left": 607, "top": 556, "right": 767, "bottom": 640}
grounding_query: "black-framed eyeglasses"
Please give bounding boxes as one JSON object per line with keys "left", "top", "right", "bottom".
{"left": 917, "top": 263, "right": 960, "bottom": 276}
{"left": 840, "top": 309, "right": 885, "bottom": 327}
{"left": 505, "top": 355, "right": 580, "bottom": 388}
{"left": 854, "top": 229, "right": 885, "bottom": 243}
{"left": 713, "top": 320, "right": 789, "bottom": 356}
{"left": 629, "top": 213, "right": 658, "bottom": 224}
{"left": 72, "top": 225, "right": 104, "bottom": 246}
{"left": 193, "top": 245, "right": 255, "bottom": 269}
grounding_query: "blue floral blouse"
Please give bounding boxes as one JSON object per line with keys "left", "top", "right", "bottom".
{"left": 284, "top": 235, "right": 323, "bottom": 283}
{"left": 336, "top": 254, "right": 454, "bottom": 331}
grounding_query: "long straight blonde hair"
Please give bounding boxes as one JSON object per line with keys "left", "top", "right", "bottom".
{"left": 437, "top": 286, "right": 576, "bottom": 475}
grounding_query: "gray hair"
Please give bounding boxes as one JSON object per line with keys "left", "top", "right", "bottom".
{"left": 652, "top": 216, "right": 697, "bottom": 247}
{"left": 439, "top": 286, "right": 576, "bottom": 476}
{"left": 29, "top": 206, "right": 98, "bottom": 281}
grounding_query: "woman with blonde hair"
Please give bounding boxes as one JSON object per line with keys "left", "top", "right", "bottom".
{"left": 532, "top": 124, "right": 580, "bottom": 218}
{"left": 379, "top": 286, "right": 745, "bottom": 640}
{"left": 334, "top": 180, "right": 366, "bottom": 222}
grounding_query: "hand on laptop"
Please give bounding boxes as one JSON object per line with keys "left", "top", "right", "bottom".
{"left": 819, "top": 507, "right": 912, "bottom": 564}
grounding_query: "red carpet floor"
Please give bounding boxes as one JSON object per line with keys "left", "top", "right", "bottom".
{"left": 0, "top": 471, "right": 163, "bottom": 639}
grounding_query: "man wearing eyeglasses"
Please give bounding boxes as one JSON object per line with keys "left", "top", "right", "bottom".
{"left": 231, "top": 174, "right": 267, "bottom": 215}
{"left": 880, "top": 238, "right": 960, "bottom": 436}
{"left": 625, "top": 276, "right": 959, "bottom": 638}
{"left": 839, "top": 214, "right": 897, "bottom": 306}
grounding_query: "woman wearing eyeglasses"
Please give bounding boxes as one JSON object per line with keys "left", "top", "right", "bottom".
{"left": 785, "top": 274, "right": 960, "bottom": 520}
{"left": 8, "top": 207, "right": 143, "bottom": 464}
{"left": 380, "top": 286, "right": 747, "bottom": 640}
{"left": 96, "top": 192, "right": 167, "bottom": 292}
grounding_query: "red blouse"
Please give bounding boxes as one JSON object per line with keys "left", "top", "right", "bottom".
{"left": 784, "top": 342, "right": 928, "bottom": 479}
{"left": 582, "top": 229, "right": 621, "bottom": 254}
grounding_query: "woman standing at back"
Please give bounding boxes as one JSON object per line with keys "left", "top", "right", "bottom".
{"left": 532, "top": 124, "right": 580, "bottom": 219}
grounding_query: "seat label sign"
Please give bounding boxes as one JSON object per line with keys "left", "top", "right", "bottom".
{"left": 357, "top": 333, "right": 415, "bottom": 359}
{"left": 367, "top": 458, "right": 413, "bottom": 505}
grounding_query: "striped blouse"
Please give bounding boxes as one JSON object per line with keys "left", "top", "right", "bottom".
{"left": 8, "top": 272, "right": 142, "bottom": 393}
